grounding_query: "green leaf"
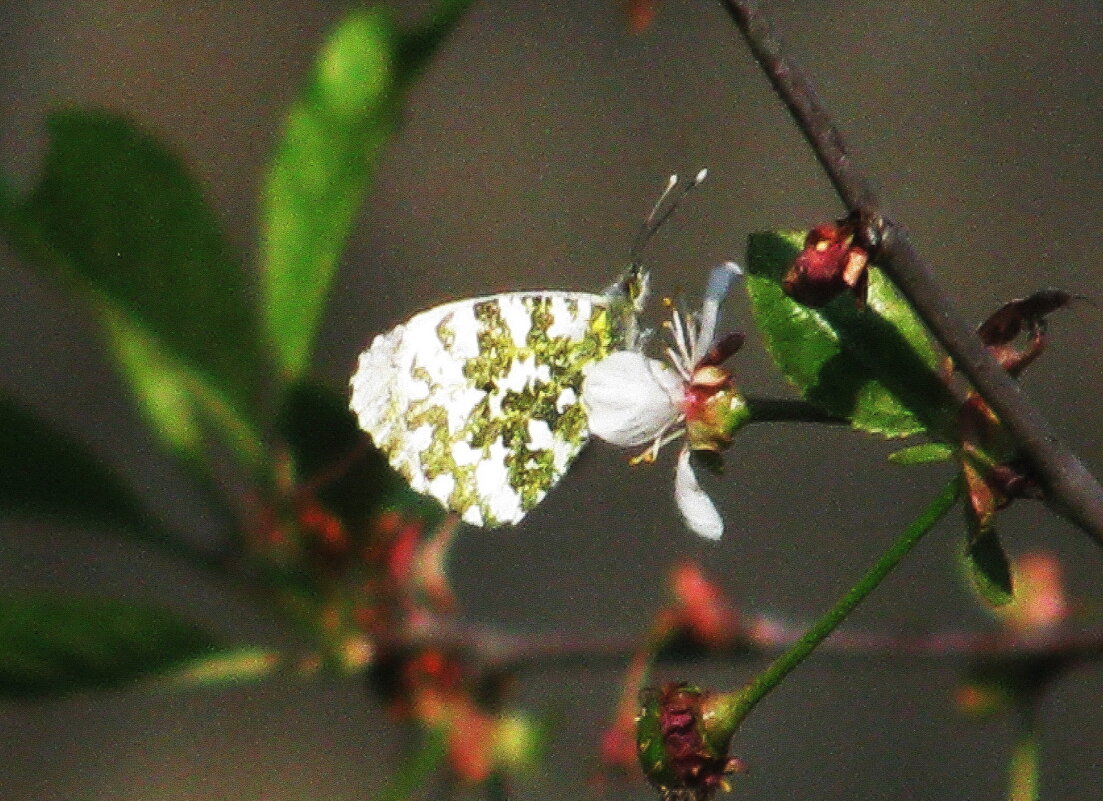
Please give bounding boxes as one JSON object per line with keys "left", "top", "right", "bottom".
{"left": 260, "top": 1, "right": 474, "bottom": 380}
{"left": 0, "top": 168, "right": 14, "bottom": 215}
{"left": 0, "top": 394, "right": 155, "bottom": 537}
{"left": 962, "top": 514, "right": 1014, "bottom": 608}
{"left": 745, "top": 231, "right": 955, "bottom": 438}
{"left": 964, "top": 536, "right": 1014, "bottom": 607}
{"left": 0, "top": 594, "right": 220, "bottom": 697}
{"left": 887, "top": 442, "right": 956, "bottom": 465}
{"left": 374, "top": 726, "right": 449, "bottom": 801}
{"left": 100, "top": 305, "right": 263, "bottom": 468}
{"left": 7, "top": 110, "right": 265, "bottom": 469}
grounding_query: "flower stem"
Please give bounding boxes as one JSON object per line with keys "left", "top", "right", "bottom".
{"left": 712, "top": 476, "right": 962, "bottom": 734}
{"left": 1008, "top": 704, "right": 1041, "bottom": 801}
{"left": 744, "top": 396, "right": 846, "bottom": 425}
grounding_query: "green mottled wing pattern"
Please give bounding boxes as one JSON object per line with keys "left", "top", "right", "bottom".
{"left": 350, "top": 279, "right": 642, "bottom": 526}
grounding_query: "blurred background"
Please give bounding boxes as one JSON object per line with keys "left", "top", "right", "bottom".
{"left": 1, "top": 0, "right": 1102, "bottom": 799}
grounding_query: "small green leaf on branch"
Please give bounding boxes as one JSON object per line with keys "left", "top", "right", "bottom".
{"left": 888, "top": 442, "right": 955, "bottom": 465}
{"left": 962, "top": 519, "right": 1014, "bottom": 608}
{"left": 160, "top": 646, "right": 282, "bottom": 690}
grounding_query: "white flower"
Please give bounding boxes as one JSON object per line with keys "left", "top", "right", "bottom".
{"left": 674, "top": 448, "right": 724, "bottom": 540}
{"left": 581, "top": 351, "right": 683, "bottom": 448}
{"left": 582, "top": 262, "right": 748, "bottom": 540}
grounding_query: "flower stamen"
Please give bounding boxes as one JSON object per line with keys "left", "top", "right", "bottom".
{"left": 669, "top": 304, "right": 692, "bottom": 368}
{"left": 630, "top": 425, "right": 686, "bottom": 465}
{"left": 666, "top": 346, "right": 692, "bottom": 382}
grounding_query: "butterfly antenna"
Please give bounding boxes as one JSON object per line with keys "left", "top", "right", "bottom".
{"left": 630, "top": 168, "right": 708, "bottom": 264}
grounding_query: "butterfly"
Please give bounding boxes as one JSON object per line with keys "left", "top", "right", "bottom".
{"left": 349, "top": 171, "right": 705, "bottom": 527}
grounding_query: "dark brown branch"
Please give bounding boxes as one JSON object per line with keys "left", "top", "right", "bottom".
{"left": 718, "top": 0, "right": 1103, "bottom": 545}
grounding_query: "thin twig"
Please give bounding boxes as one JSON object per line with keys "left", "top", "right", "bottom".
{"left": 383, "top": 614, "right": 1103, "bottom": 677}
{"left": 717, "top": 0, "right": 1103, "bottom": 545}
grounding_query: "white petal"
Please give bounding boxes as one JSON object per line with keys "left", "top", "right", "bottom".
{"left": 693, "top": 261, "right": 744, "bottom": 365}
{"left": 581, "top": 351, "right": 683, "bottom": 447}
{"left": 674, "top": 448, "right": 724, "bottom": 540}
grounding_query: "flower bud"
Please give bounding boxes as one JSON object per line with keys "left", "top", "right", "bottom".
{"left": 636, "top": 683, "right": 745, "bottom": 799}
{"left": 995, "top": 552, "right": 1070, "bottom": 635}
{"left": 782, "top": 220, "right": 870, "bottom": 307}
{"left": 669, "top": 561, "right": 741, "bottom": 648}
{"left": 684, "top": 385, "right": 751, "bottom": 453}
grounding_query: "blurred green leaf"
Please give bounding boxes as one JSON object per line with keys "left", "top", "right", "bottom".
{"left": 261, "top": 1, "right": 474, "bottom": 380}
{"left": 6, "top": 110, "right": 265, "bottom": 470}
{"left": 0, "top": 169, "right": 13, "bottom": 215}
{"left": 101, "top": 304, "right": 263, "bottom": 467}
{"left": 745, "top": 231, "right": 955, "bottom": 438}
{"left": 492, "top": 711, "right": 549, "bottom": 774}
{"left": 887, "top": 442, "right": 956, "bottom": 465}
{"left": 0, "top": 394, "right": 156, "bottom": 536}
{"left": 277, "top": 380, "right": 441, "bottom": 530}
{"left": 0, "top": 593, "right": 220, "bottom": 697}
{"left": 159, "top": 646, "right": 282, "bottom": 690}
{"left": 101, "top": 306, "right": 207, "bottom": 458}
{"left": 964, "top": 539, "right": 1014, "bottom": 608}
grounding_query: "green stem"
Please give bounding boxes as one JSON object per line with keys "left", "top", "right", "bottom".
{"left": 714, "top": 476, "right": 962, "bottom": 732}
{"left": 375, "top": 726, "right": 449, "bottom": 801}
{"left": 745, "top": 396, "right": 847, "bottom": 425}
{"left": 1008, "top": 705, "right": 1041, "bottom": 801}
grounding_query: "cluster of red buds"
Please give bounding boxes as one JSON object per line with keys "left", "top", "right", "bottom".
{"left": 249, "top": 435, "right": 535, "bottom": 787}
{"left": 355, "top": 511, "right": 535, "bottom": 783}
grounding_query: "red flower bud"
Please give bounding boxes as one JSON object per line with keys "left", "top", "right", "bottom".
{"left": 996, "top": 552, "right": 1070, "bottom": 635}
{"left": 782, "top": 220, "right": 870, "bottom": 307}
{"left": 636, "top": 683, "right": 746, "bottom": 799}
{"left": 297, "top": 499, "right": 349, "bottom": 560}
{"left": 626, "top": 0, "right": 658, "bottom": 33}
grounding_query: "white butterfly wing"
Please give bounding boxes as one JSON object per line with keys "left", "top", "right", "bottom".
{"left": 351, "top": 290, "right": 634, "bottom": 526}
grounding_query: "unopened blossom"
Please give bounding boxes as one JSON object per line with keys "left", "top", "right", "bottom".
{"left": 783, "top": 218, "right": 870, "bottom": 307}
{"left": 636, "top": 682, "right": 747, "bottom": 799}
{"left": 581, "top": 262, "right": 750, "bottom": 540}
